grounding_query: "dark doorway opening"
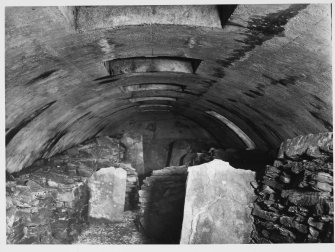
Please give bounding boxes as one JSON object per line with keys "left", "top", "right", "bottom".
{"left": 136, "top": 166, "right": 188, "bottom": 244}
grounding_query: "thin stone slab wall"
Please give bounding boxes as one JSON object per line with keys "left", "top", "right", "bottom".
{"left": 180, "top": 159, "right": 256, "bottom": 244}
{"left": 138, "top": 166, "right": 188, "bottom": 243}
{"left": 251, "top": 132, "right": 333, "bottom": 243}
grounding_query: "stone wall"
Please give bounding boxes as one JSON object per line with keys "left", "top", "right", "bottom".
{"left": 6, "top": 167, "right": 89, "bottom": 244}
{"left": 251, "top": 132, "right": 333, "bottom": 243}
{"left": 6, "top": 136, "right": 137, "bottom": 244}
{"left": 138, "top": 166, "right": 188, "bottom": 243}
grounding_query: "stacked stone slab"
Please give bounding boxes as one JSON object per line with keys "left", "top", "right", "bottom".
{"left": 138, "top": 166, "right": 188, "bottom": 243}
{"left": 251, "top": 132, "right": 333, "bottom": 243}
{"left": 6, "top": 136, "right": 127, "bottom": 244}
{"left": 6, "top": 169, "right": 89, "bottom": 244}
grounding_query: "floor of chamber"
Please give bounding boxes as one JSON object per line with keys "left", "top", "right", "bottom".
{"left": 75, "top": 211, "right": 152, "bottom": 244}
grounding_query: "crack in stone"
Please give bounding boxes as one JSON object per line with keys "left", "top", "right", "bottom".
{"left": 188, "top": 194, "right": 225, "bottom": 243}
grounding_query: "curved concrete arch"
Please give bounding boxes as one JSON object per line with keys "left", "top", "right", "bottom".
{"left": 5, "top": 4, "right": 332, "bottom": 173}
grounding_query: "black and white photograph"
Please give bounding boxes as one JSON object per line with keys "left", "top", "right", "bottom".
{"left": 2, "top": 0, "right": 334, "bottom": 248}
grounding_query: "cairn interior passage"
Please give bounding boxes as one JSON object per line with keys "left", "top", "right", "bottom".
{"left": 5, "top": 3, "right": 333, "bottom": 245}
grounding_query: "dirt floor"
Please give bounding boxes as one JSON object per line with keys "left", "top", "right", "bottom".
{"left": 75, "top": 211, "right": 152, "bottom": 244}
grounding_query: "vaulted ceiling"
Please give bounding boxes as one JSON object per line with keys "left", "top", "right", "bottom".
{"left": 5, "top": 4, "right": 332, "bottom": 173}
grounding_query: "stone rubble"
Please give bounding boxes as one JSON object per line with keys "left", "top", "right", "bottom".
{"left": 251, "top": 132, "right": 333, "bottom": 243}
{"left": 6, "top": 136, "right": 138, "bottom": 244}
{"left": 6, "top": 171, "right": 89, "bottom": 244}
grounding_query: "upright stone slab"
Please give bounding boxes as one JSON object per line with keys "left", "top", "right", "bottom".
{"left": 88, "top": 167, "right": 127, "bottom": 222}
{"left": 180, "top": 159, "right": 256, "bottom": 244}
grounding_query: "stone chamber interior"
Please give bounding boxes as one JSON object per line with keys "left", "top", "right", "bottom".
{"left": 5, "top": 4, "right": 333, "bottom": 245}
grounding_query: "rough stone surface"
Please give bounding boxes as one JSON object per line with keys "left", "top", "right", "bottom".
{"left": 6, "top": 172, "right": 89, "bottom": 244}
{"left": 180, "top": 159, "right": 256, "bottom": 244}
{"left": 6, "top": 135, "right": 132, "bottom": 244}
{"left": 278, "top": 132, "right": 333, "bottom": 159}
{"left": 88, "top": 167, "right": 127, "bottom": 222}
{"left": 251, "top": 132, "right": 333, "bottom": 243}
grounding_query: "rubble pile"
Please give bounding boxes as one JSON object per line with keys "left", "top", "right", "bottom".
{"left": 6, "top": 170, "right": 89, "bottom": 244}
{"left": 251, "top": 132, "right": 333, "bottom": 243}
{"left": 6, "top": 136, "right": 135, "bottom": 244}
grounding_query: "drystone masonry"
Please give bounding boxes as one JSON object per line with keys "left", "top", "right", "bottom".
{"left": 138, "top": 166, "right": 188, "bottom": 243}
{"left": 251, "top": 132, "right": 333, "bottom": 243}
{"left": 6, "top": 136, "right": 136, "bottom": 244}
{"left": 6, "top": 165, "right": 89, "bottom": 244}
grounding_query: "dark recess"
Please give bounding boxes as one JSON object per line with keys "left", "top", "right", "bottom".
{"left": 217, "top": 5, "right": 238, "bottom": 28}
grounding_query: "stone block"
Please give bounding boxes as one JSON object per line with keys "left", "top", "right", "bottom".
{"left": 312, "top": 172, "right": 333, "bottom": 184}
{"left": 309, "top": 226, "right": 319, "bottom": 238}
{"left": 279, "top": 216, "right": 294, "bottom": 227}
{"left": 87, "top": 167, "right": 127, "bottom": 222}
{"left": 180, "top": 159, "right": 256, "bottom": 244}
{"left": 265, "top": 165, "right": 281, "bottom": 178}
{"left": 279, "top": 172, "right": 291, "bottom": 184}
{"left": 310, "top": 181, "right": 332, "bottom": 192}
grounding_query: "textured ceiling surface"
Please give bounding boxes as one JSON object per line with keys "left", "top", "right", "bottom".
{"left": 5, "top": 4, "right": 332, "bottom": 173}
